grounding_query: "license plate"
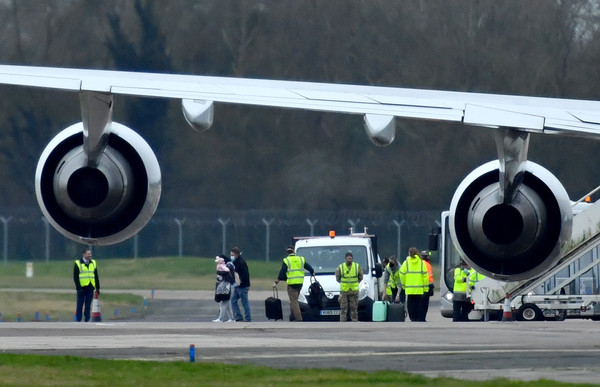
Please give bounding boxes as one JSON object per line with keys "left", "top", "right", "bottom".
{"left": 320, "top": 309, "right": 340, "bottom": 316}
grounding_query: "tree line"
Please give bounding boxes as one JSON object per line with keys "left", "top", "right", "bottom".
{"left": 0, "top": 0, "right": 599, "bottom": 220}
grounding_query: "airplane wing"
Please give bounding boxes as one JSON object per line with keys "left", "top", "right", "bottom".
{"left": 1, "top": 63, "right": 596, "bottom": 282}
{"left": 1, "top": 64, "right": 600, "bottom": 137}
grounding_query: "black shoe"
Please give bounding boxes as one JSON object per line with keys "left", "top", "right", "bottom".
{"left": 235, "top": 317, "right": 243, "bottom": 322}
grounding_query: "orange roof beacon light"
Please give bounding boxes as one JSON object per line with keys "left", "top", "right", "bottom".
{"left": 585, "top": 196, "right": 591, "bottom": 203}
{"left": 329, "top": 230, "right": 336, "bottom": 238}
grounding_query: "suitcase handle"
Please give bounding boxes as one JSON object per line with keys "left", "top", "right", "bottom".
{"left": 272, "top": 285, "right": 278, "bottom": 299}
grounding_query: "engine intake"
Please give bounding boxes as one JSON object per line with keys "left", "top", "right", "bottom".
{"left": 35, "top": 122, "right": 161, "bottom": 245}
{"left": 449, "top": 160, "right": 572, "bottom": 281}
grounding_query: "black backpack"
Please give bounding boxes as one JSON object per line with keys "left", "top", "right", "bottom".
{"left": 307, "top": 277, "right": 327, "bottom": 308}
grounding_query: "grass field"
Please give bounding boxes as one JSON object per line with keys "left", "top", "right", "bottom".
{"left": 0, "top": 256, "right": 441, "bottom": 321}
{"left": 0, "top": 354, "right": 577, "bottom": 387}
{"left": 0, "top": 256, "right": 283, "bottom": 321}
{"left": 0, "top": 256, "right": 283, "bottom": 290}
{"left": 0, "top": 291, "right": 142, "bottom": 322}
{"left": 0, "top": 256, "right": 440, "bottom": 290}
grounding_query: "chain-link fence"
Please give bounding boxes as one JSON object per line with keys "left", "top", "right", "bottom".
{"left": 0, "top": 208, "right": 441, "bottom": 264}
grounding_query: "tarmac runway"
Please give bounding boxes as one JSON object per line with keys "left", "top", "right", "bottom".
{"left": 1, "top": 289, "right": 600, "bottom": 384}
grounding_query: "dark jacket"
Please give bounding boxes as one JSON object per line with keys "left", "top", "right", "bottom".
{"left": 233, "top": 255, "right": 251, "bottom": 288}
{"left": 215, "top": 269, "right": 233, "bottom": 302}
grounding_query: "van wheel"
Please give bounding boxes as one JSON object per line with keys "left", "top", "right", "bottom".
{"left": 516, "top": 304, "right": 543, "bottom": 321}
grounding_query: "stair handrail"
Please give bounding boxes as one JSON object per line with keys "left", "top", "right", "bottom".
{"left": 573, "top": 185, "right": 600, "bottom": 207}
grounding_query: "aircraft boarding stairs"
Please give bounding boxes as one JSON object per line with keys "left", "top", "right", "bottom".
{"left": 472, "top": 192, "right": 600, "bottom": 319}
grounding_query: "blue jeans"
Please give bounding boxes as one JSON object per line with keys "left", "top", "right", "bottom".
{"left": 231, "top": 286, "right": 251, "bottom": 322}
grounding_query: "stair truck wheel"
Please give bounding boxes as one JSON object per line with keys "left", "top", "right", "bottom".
{"left": 516, "top": 303, "right": 544, "bottom": 321}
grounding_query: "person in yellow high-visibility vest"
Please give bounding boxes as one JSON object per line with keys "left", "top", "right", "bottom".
{"left": 421, "top": 250, "right": 434, "bottom": 318}
{"left": 380, "top": 257, "right": 393, "bottom": 301}
{"left": 336, "top": 252, "right": 363, "bottom": 321}
{"left": 275, "top": 246, "right": 314, "bottom": 321}
{"left": 73, "top": 249, "right": 100, "bottom": 322}
{"left": 469, "top": 269, "right": 485, "bottom": 290}
{"left": 453, "top": 260, "right": 472, "bottom": 321}
{"left": 381, "top": 256, "right": 404, "bottom": 304}
{"left": 399, "top": 247, "right": 429, "bottom": 322}
{"left": 467, "top": 268, "right": 485, "bottom": 312}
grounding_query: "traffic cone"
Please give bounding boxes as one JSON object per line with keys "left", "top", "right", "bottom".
{"left": 502, "top": 293, "right": 513, "bottom": 321}
{"left": 91, "top": 291, "right": 102, "bottom": 322}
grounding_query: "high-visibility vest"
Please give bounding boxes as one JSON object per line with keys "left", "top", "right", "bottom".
{"left": 469, "top": 269, "right": 485, "bottom": 287}
{"left": 424, "top": 260, "right": 434, "bottom": 284}
{"left": 453, "top": 267, "right": 469, "bottom": 294}
{"left": 385, "top": 265, "right": 401, "bottom": 289}
{"left": 75, "top": 259, "right": 97, "bottom": 287}
{"left": 339, "top": 262, "right": 360, "bottom": 292}
{"left": 283, "top": 254, "right": 306, "bottom": 285}
{"left": 384, "top": 264, "right": 393, "bottom": 296}
{"left": 399, "top": 256, "right": 428, "bottom": 295}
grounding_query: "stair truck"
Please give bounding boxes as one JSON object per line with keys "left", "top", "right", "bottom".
{"left": 432, "top": 198, "right": 600, "bottom": 321}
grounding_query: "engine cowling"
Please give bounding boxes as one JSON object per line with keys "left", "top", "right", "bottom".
{"left": 449, "top": 160, "right": 572, "bottom": 281}
{"left": 35, "top": 122, "right": 161, "bottom": 245}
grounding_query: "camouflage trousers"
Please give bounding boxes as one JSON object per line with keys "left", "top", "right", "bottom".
{"left": 339, "top": 290, "right": 359, "bottom": 321}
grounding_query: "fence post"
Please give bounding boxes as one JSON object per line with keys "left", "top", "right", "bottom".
{"left": 0, "top": 217, "right": 11, "bottom": 264}
{"left": 175, "top": 218, "right": 186, "bottom": 257}
{"left": 262, "top": 218, "right": 274, "bottom": 262}
{"left": 392, "top": 219, "right": 406, "bottom": 260}
{"left": 306, "top": 218, "right": 318, "bottom": 236}
{"left": 218, "top": 218, "right": 229, "bottom": 254}
{"left": 347, "top": 218, "right": 360, "bottom": 233}
{"left": 133, "top": 234, "right": 139, "bottom": 259}
{"left": 41, "top": 217, "right": 50, "bottom": 262}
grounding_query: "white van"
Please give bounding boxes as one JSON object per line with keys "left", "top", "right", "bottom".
{"left": 293, "top": 228, "right": 383, "bottom": 321}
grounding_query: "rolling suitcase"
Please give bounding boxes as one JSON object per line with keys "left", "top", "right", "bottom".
{"left": 265, "top": 286, "right": 283, "bottom": 320}
{"left": 387, "top": 302, "right": 405, "bottom": 322}
{"left": 372, "top": 301, "right": 388, "bottom": 322}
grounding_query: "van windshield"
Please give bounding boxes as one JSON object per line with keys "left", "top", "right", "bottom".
{"left": 296, "top": 246, "right": 368, "bottom": 274}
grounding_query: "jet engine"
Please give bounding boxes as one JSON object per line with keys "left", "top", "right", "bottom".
{"left": 449, "top": 160, "right": 572, "bottom": 281}
{"left": 35, "top": 122, "right": 161, "bottom": 245}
